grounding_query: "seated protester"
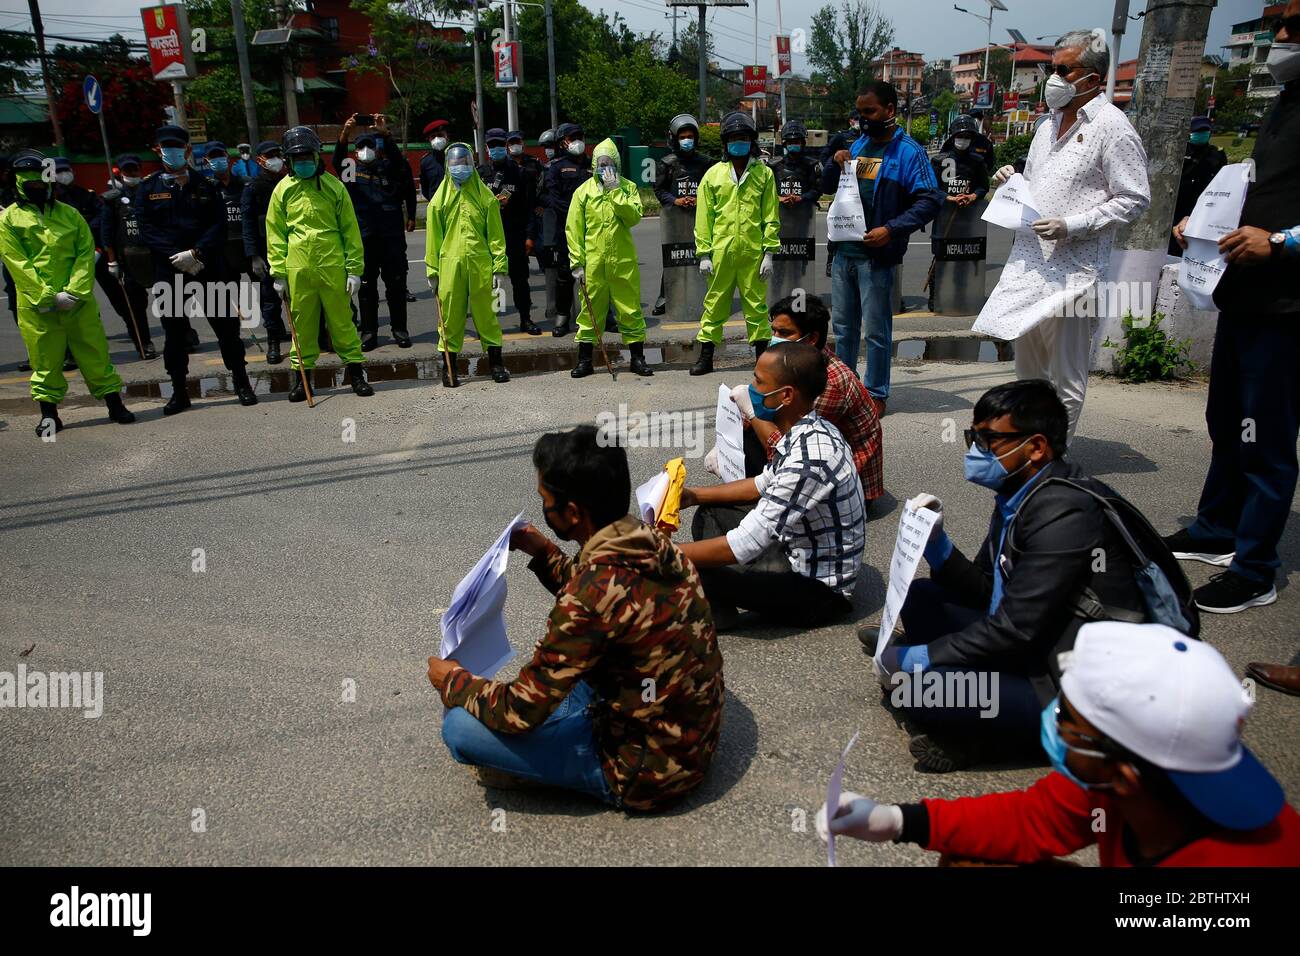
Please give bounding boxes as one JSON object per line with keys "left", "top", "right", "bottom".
{"left": 678, "top": 343, "right": 866, "bottom": 628}
{"left": 819, "top": 622, "right": 1300, "bottom": 866}
{"left": 743, "top": 293, "right": 883, "bottom": 506}
{"left": 427, "top": 425, "right": 725, "bottom": 811}
{"left": 861, "top": 379, "right": 1150, "bottom": 772}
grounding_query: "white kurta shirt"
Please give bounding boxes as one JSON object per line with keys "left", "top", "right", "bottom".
{"left": 974, "top": 95, "right": 1151, "bottom": 341}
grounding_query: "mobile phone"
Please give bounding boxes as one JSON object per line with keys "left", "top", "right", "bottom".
{"left": 355, "top": 114, "right": 374, "bottom": 127}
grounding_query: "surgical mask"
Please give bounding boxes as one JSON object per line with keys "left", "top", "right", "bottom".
{"left": 357, "top": 147, "right": 377, "bottom": 164}
{"left": 489, "top": 146, "right": 507, "bottom": 162}
{"left": 54, "top": 171, "right": 74, "bottom": 186}
{"left": 785, "top": 143, "right": 802, "bottom": 153}
{"left": 567, "top": 140, "right": 586, "bottom": 156}
{"left": 1189, "top": 130, "right": 1211, "bottom": 146}
{"left": 264, "top": 157, "right": 284, "bottom": 173}
{"left": 769, "top": 332, "right": 810, "bottom": 348}
{"left": 678, "top": 138, "right": 695, "bottom": 152}
{"left": 544, "top": 148, "right": 555, "bottom": 160}
{"left": 1266, "top": 42, "right": 1300, "bottom": 84}
{"left": 292, "top": 158, "right": 317, "bottom": 178}
{"left": 122, "top": 175, "right": 141, "bottom": 187}
{"left": 1044, "top": 72, "right": 1096, "bottom": 110}
{"left": 449, "top": 164, "right": 473, "bottom": 185}
{"left": 953, "top": 136, "right": 972, "bottom": 151}
{"left": 431, "top": 136, "right": 448, "bottom": 150}
{"left": 160, "top": 147, "right": 187, "bottom": 169}
{"left": 508, "top": 144, "right": 524, "bottom": 156}
{"left": 748, "top": 383, "right": 787, "bottom": 422}
{"left": 1040, "top": 698, "right": 1117, "bottom": 791}
{"left": 240, "top": 150, "right": 251, "bottom": 160}
{"left": 863, "top": 118, "right": 894, "bottom": 138}
{"left": 209, "top": 156, "right": 228, "bottom": 173}
{"left": 726, "top": 140, "right": 751, "bottom": 158}
{"left": 963, "top": 437, "right": 1031, "bottom": 491}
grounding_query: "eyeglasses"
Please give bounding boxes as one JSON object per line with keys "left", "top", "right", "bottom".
{"left": 1270, "top": 15, "right": 1300, "bottom": 38}
{"left": 964, "top": 428, "right": 1032, "bottom": 452}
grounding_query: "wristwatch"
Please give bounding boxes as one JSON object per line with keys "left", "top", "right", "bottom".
{"left": 1270, "top": 232, "right": 1287, "bottom": 257}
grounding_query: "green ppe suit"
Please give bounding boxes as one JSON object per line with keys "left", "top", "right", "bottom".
{"left": 265, "top": 168, "right": 365, "bottom": 370}
{"left": 567, "top": 138, "right": 646, "bottom": 345}
{"left": 424, "top": 147, "right": 508, "bottom": 354}
{"left": 694, "top": 157, "right": 780, "bottom": 344}
{"left": 0, "top": 195, "right": 123, "bottom": 403}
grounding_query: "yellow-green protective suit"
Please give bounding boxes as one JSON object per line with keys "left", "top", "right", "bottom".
{"left": 265, "top": 169, "right": 365, "bottom": 370}
{"left": 694, "top": 157, "right": 780, "bottom": 344}
{"left": 0, "top": 198, "right": 123, "bottom": 403}
{"left": 567, "top": 138, "right": 646, "bottom": 345}
{"left": 424, "top": 148, "right": 508, "bottom": 353}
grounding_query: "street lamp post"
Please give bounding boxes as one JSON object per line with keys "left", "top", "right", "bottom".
{"left": 955, "top": 0, "right": 1008, "bottom": 83}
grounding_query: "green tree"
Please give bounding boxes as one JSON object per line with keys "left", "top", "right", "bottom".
{"left": 1, "top": 31, "right": 37, "bottom": 95}
{"left": 807, "top": 0, "right": 894, "bottom": 119}
{"left": 557, "top": 45, "right": 697, "bottom": 143}
{"left": 50, "top": 38, "right": 171, "bottom": 154}
{"left": 183, "top": 0, "right": 285, "bottom": 139}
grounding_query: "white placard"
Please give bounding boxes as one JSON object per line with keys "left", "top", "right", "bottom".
{"left": 439, "top": 512, "right": 526, "bottom": 679}
{"left": 826, "top": 159, "right": 868, "bottom": 243}
{"left": 714, "top": 383, "right": 746, "bottom": 483}
{"left": 826, "top": 731, "right": 860, "bottom": 868}
{"left": 981, "top": 173, "right": 1040, "bottom": 231}
{"left": 874, "top": 502, "right": 942, "bottom": 670}
{"left": 1184, "top": 162, "right": 1251, "bottom": 243}
{"left": 1178, "top": 236, "right": 1228, "bottom": 311}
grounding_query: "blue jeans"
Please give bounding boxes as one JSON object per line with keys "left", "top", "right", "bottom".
{"left": 832, "top": 254, "right": 894, "bottom": 400}
{"left": 441, "top": 680, "right": 615, "bottom": 804}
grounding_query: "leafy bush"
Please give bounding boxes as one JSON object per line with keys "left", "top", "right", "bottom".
{"left": 994, "top": 134, "right": 1033, "bottom": 171}
{"left": 1102, "top": 312, "right": 1194, "bottom": 383}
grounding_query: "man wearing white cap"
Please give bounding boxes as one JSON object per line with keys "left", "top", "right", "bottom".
{"left": 819, "top": 622, "right": 1300, "bottom": 866}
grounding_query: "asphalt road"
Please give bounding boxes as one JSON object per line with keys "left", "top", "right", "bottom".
{"left": 0, "top": 353, "right": 1296, "bottom": 866}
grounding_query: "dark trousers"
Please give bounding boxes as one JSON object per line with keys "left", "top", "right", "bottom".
{"left": 505, "top": 235, "right": 532, "bottom": 322}
{"left": 95, "top": 255, "right": 135, "bottom": 331}
{"left": 553, "top": 239, "right": 575, "bottom": 325}
{"left": 154, "top": 273, "right": 246, "bottom": 382}
{"left": 258, "top": 271, "right": 286, "bottom": 339}
{"left": 359, "top": 232, "right": 408, "bottom": 336}
{"left": 889, "top": 578, "right": 1042, "bottom": 750}
{"left": 691, "top": 505, "right": 852, "bottom": 627}
{"left": 111, "top": 273, "right": 154, "bottom": 349}
{"left": 1187, "top": 313, "right": 1300, "bottom": 585}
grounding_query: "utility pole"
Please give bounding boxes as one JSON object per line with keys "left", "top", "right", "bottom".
{"left": 472, "top": 0, "right": 485, "bottom": 160}
{"left": 698, "top": 5, "right": 707, "bottom": 121}
{"left": 503, "top": 0, "right": 519, "bottom": 132}
{"left": 1106, "top": 0, "right": 1130, "bottom": 102}
{"left": 230, "top": 0, "right": 260, "bottom": 143}
{"left": 273, "top": 0, "right": 299, "bottom": 127}
{"left": 776, "top": 0, "right": 787, "bottom": 128}
{"left": 545, "top": 0, "right": 558, "bottom": 131}
{"left": 28, "top": 0, "right": 64, "bottom": 150}
{"left": 752, "top": 0, "right": 758, "bottom": 124}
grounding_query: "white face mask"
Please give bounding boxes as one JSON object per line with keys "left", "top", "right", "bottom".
{"left": 264, "top": 157, "right": 284, "bottom": 173}
{"left": 357, "top": 147, "right": 376, "bottom": 164}
{"left": 567, "top": 140, "right": 585, "bottom": 156}
{"left": 1044, "top": 72, "right": 1096, "bottom": 110}
{"left": 55, "top": 171, "right": 74, "bottom": 186}
{"left": 508, "top": 143, "right": 524, "bottom": 156}
{"left": 431, "top": 136, "right": 448, "bottom": 150}
{"left": 1267, "top": 42, "right": 1300, "bottom": 85}
{"left": 953, "top": 137, "right": 972, "bottom": 151}
{"left": 122, "top": 175, "right": 141, "bottom": 187}
{"left": 544, "top": 148, "right": 555, "bottom": 159}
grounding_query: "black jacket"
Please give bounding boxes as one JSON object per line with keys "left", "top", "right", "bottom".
{"left": 654, "top": 149, "right": 713, "bottom": 206}
{"left": 1170, "top": 142, "right": 1227, "bottom": 256}
{"left": 926, "top": 460, "right": 1146, "bottom": 704}
{"left": 543, "top": 152, "right": 591, "bottom": 249}
{"left": 133, "top": 170, "right": 225, "bottom": 280}
{"left": 477, "top": 158, "right": 535, "bottom": 240}
{"left": 240, "top": 169, "right": 283, "bottom": 258}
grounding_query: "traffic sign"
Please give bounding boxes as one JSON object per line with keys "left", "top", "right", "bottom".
{"left": 83, "top": 75, "right": 102, "bottom": 115}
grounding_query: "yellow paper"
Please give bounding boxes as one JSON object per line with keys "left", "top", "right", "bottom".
{"left": 657, "top": 458, "right": 687, "bottom": 532}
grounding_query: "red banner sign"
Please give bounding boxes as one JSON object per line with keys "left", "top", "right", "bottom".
{"left": 744, "top": 65, "right": 767, "bottom": 97}
{"left": 774, "top": 36, "right": 791, "bottom": 78}
{"left": 140, "top": 4, "right": 196, "bottom": 82}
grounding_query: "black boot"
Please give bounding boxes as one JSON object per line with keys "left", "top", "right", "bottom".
{"left": 63, "top": 350, "right": 77, "bottom": 372}
{"left": 629, "top": 342, "right": 653, "bottom": 377}
{"left": 104, "top": 392, "right": 135, "bottom": 424}
{"left": 360, "top": 333, "right": 379, "bottom": 352}
{"left": 441, "top": 351, "right": 459, "bottom": 388}
{"left": 348, "top": 363, "right": 374, "bottom": 397}
{"left": 571, "top": 342, "right": 594, "bottom": 378}
{"left": 652, "top": 299, "right": 666, "bottom": 316}
{"left": 266, "top": 336, "right": 283, "bottom": 365}
{"left": 753, "top": 340, "right": 767, "bottom": 361}
{"left": 35, "top": 401, "right": 63, "bottom": 437}
{"left": 392, "top": 327, "right": 412, "bottom": 348}
{"left": 552, "top": 318, "right": 570, "bottom": 338}
{"left": 163, "top": 378, "right": 191, "bottom": 415}
{"left": 142, "top": 341, "right": 158, "bottom": 360}
{"left": 18, "top": 358, "right": 31, "bottom": 372}
{"left": 288, "top": 377, "right": 308, "bottom": 403}
{"left": 689, "top": 342, "right": 715, "bottom": 376}
{"left": 232, "top": 367, "right": 258, "bottom": 406}
{"left": 521, "top": 316, "right": 542, "bottom": 336}
{"left": 187, "top": 328, "right": 200, "bottom": 353}
{"left": 487, "top": 346, "right": 510, "bottom": 383}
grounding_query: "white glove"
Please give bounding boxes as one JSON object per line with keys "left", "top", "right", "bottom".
{"left": 729, "top": 382, "right": 754, "bottom": 419}
{"left": 169, "top": 249, "right": 203, "bottom": 275}
{"left": 1031, "top": 218, "right": 1068, "bottom": 241}
{"left": 493, "top": 273, "right": 506, "bottom": 293}
{"left": 272, "top": 277, "right": 288, "bottom": 300}
{"left": 991, "top": 164, "right": 1017, "bottom": 188}
{"left": 698, "top": 256, "right": 713, "bottom": 277}
{"left": 54, "top": 292, "right": 80, "bottom": 312}
{"left": 427, "top": 275, "right": 438, "bottom": 294}
{"left": 704, "top": 443, "right": 721, "bottom": 478}
{"left": 906, "top": 493, "right": 944, "bottom": 540}
{"left": 250, "top": 256, "right": 267, "bottom": 279}
{"left": 346, "top": 274, "right": 362, "bottom": 297}
{"left": 599, "top": 165, "right": 618, "bottom": 190}
{"left": 759, "top": 252, "right": 774, "bottom": 280}
{"left": 107, "top": 261, "right": 121, "bottom": 278}
{"left": 816, "top": 791, "right": 904, "bottom": 845}
{"left": 572, "top": 267, "right": 586, "bottom": 287}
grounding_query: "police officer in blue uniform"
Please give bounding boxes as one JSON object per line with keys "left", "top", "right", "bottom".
{"left": 479, "top": 127, "right": 541, "bottom": 335}
{"left": 135, "top": 124, "right": 255, "bottom": 413}
{"left": 543, "top": 122, "right": 591, "bottom": 337}
{"left": 100, "top": 153, "right": 158, "bottom": 359}
{"left": 205, "top": 140, "right": 258, "bottom": 334}
{"left": 241, "top": 140, "right": 290, "bottom": 364}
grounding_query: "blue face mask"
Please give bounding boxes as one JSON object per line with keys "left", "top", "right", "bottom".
{"left": 963, "top": 438, "right": 1030, "bottom": 491}
{"left": 726, "top": 140, "right": 751, "bottom": 158}
{"left": 489, "top": 146, "right": 507, "bottom": 162}
{"left": 748, "top": 383, "right": 787, "bottom": 422}
{"left": 159, "top": 146, "right": 187, "bottom": 169}
{"left": 769, "top": 332, "right": 810, "bottom": 348}
{"left": 678, "top": 138, "right": 695, "bottom": 152}
{"left": 786, "top": 144, "right": 802, "bottom": 153}
{"left": 208, "top": 157, "right": 228, "bottom": 174}
{"left": 1189, "top": 130, "right": 1211, "bottom": 146}
{"left": 1040, "top": 697, "right": 1116, "bottom": 791}
{"left": 292, "top": 158, "right": 317, "bottom": 179}
{"left": 449, "top": 164, "right": 473, "bottom": 185}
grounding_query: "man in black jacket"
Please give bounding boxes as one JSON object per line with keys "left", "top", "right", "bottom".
{"left": 479, "top": 127, "right": 540, "bottom": 335}
{"left": 1168, "top": 116, "right": 1227, "bottom": 257}
{"left": 543, "top": 122, "right": 590, "bottom": 336}
{"left": 860, "top": 380, "right": 1148, "bottom": 772}
{"left": 651, "top": 113, "right": 712, "bottom": 315}
{"left": 240, "top": 141, "right": 288, "bottom": 363}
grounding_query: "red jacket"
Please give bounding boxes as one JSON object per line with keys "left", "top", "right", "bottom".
{"left": 923, "top": 771, "right": 1300, "bottom": 866}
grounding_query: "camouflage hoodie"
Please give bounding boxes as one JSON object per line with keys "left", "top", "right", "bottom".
{"left": 440, "top": 515, "right": 725, "bottom": 811}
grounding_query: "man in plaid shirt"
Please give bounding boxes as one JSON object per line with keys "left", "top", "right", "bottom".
{"left": 679, "top": 343, "right": 866, "bottom": 628}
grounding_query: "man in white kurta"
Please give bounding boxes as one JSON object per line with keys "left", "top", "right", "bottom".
{"left": 975, "top": 30, "right": 1150, "bottom": 441}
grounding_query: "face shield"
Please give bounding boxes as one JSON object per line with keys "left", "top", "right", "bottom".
{"left": 446, "top": 144, "right": 474, "bottom": 185}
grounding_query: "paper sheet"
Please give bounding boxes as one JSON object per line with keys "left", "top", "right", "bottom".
{"left": 981, "top": 174, "right": 1040, "bottom": 231}
{"left": 439, "top": 512, "right": 526, "bottom": 679}
{"left": 1184, "top": 163, "right": 1251, "bottom": 242}
{"left": 634, "top": 458, "right": 687, "bottom": 531}
{"left": 1178, "top": 236, "right": 1228, "bottom": 312}
{"left": 826, "top": 159, "right": 868, "bottom": 243}
{"left": 714, "top": 384, "right": 747, "bottom": 484}
{"left": 635, "top": 471, "right": 670, "bottom": 525}
{"left": 874, "top": 502, "right": 942, "bottom": 670}
{"left": 826, "top": 731, "right": 861, "bottom": 868}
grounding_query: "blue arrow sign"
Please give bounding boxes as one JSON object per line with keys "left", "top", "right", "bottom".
{"left": 83, "top": 75, "right": 102, "bottom": 115}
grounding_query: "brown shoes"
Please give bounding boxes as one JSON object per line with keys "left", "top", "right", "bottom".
{"left": 1246, "top": 662, "right": 1300, "bottom": 698}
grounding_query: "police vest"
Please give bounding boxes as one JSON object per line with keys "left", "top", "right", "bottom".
{"left": 773, "top": 159, "right": 814, "bottom": 199}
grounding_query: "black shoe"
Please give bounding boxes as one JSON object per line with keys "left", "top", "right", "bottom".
{"left": 909, "top": 734, "right": 975, "bottom": 774}
{"left": 651, "top": 301, "right": 666, "bottom": 316}
{"left": 288, "top": 378, "right": 308, "bottom": 403}
{"left": 266, "top": 337, "right": 283, "bottom": 365}
{"left": 487, "top": 346, "right": 510, "bottom": 383}
{"left": 348, "top": 363, "right": 374, "bottom": 397}
{"left": 1194, "top": 570, "right": 1277, "bottom": 614}
{"left": 856, "top": 624, "right": 882, "bottom": 655}
{"left": 18, "top": 359, "right": 31, "bottom": 372}
{"left": 571, "top": 342, "right": 594, "bottom": 379}
{"left": 143, "top": 342, "right": 158, "bottom": 360}
{"left": 360, "top": 334, "right": 379, "bottom": 353}
{"left": 163, "top": 381, "right": 191, "bottom": 415}
{"left": 753, "top": 341, "right": 767, "bottom": 361}
{"left": 104, "top": 393, "right": 135, "bottom": 424}
{"left": 232, "top": 369, "right": 258, "bottom": 406}
{"left": 689, "top": 342, "right": 715, "bottom": 376}
{"left": 441, "top": 351, "right": 459, "bottom": 388}
{"left": 63, "top": 353, "right": 77, "bottom": 372}
{"left": 552, "top": 320, "right": 570, "bottom": 338}
{"left": 1163, "top": 528, "right": 1235, "bottom": 568}
{"left": 521, "top": 317, "right": 542, "bottom": 336}
{"left": 392, "top": 328, "right": 412, "bottom": 348}
{"left": 35, "top": 401, "right": 63, "bottom": 437}
{"left": 629, "top": 342, "right": 653, "bottom": 377}
{"left": 405, "top": 291, "right": 417, "bottom": 303}
{"left": 187, "top": 329, "right": 200, "bottom": 353}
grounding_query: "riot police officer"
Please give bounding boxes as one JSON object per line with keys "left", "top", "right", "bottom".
{"left": 534, "top": 129, "right": 558, "bottom": 322}
{"left": 241, "top": 141, "right": 290, "bottom": 363}
{"left": 765, "top": 120, "right": 822, "bottom": 303}
{"left": 205, "top": 140, "right": 259, "bottom": 333}
{"left": 479, "top": 127, "right": 540, "bottom": 335}
{"left": 543, "top": 122, "right": 591, "bottom": 337}
{"left": 652, "top": 113, "right": 712, "bottom": 316}
{"left": 135, "top": 124, "right": 256, "bottom": 413}
{"left": 334, "top": 113, "right": 416, "bottom": 350}
{"left": 928, "top": 114, "right": 989, "bottom": 311}
{"left": 100, "top": 153, "right": 158, "bottom": 358}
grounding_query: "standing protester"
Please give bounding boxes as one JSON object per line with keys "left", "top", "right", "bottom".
{"left": 1166, "top": 5, "right": 1300, "bottom": 616}
{"left": 928, "top": 115, "right": 990, "bottom": 311}
{"left": 543, "top": 123, "right": 591, "bottom": 337}
{"left": 136, "top": 125, "right": 256, "bottom": 414}
{"left": 100, "top": 154, "right": 158, "bottom": 359}
{"left": 420, "top": 119, "right": 450, "bottom": 200}
{"left": 566, "top": 138, "right": 652, "bottom": 378}
{"left": 425, "top": 142, "right": 511, "bottom": 386}
{"left": 982, "top": 30, "right": 1150, "bottom": 441}
{"left": 534, "top": 129, "right": 558, "bottom": 324}
{"left": 0, "top": 149, "right": 136, "bottom": 434}
{"left": 231, "top": 143, "right": 257, "bottom": 181}
{"left": 690, "top": 111, "right": 780, "bottom": 376}
{"left": 265, "top": 126, "right": 374, "bottom": 402}
{"left": 1169, "top": 116, "right": 1228, "bottom": 257}
{"left": 334, "top": 113, "right": 415, "bottom": 351}
{"left": 479, "top": 127, "right": 540, "bottom": 335}
{"left": 822, "top": 80, "right": 942, "bottom": 410}
{"left": 652, "top": 113, "right": 712, "bottom": 316}
{"left": 241, "top": 141, "right": 290, "bottom": 365}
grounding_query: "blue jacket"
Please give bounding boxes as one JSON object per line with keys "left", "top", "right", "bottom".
{"left": 820, "top": 126, "right": 943, "bottom": 266}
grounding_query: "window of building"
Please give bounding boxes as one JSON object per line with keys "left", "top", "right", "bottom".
{"left": 321, "top": 16, "right": 339, "bottom": 41}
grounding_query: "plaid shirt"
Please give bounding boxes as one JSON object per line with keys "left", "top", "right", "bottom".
{"left": 765, "top": 349, "right": 883, "bottom": 500}
{"left": 729, "top": 412, "right": 866, "bottom": 597}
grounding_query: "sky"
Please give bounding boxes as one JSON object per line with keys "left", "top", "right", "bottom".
{"left": 0, "top": 0, "right": 1265, "bottom": 77}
